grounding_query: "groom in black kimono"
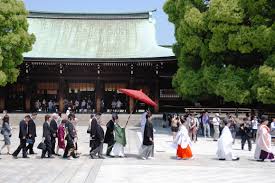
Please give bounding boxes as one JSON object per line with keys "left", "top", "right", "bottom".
{"left": 90, "top": 113, "right": 104, "bottom": 159}
{"left": 104, "top": 113, "right": 117, "bottom": 156}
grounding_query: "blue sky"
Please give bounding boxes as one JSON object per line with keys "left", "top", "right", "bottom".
{"left": 23, "top": 0, "right": 175, "bottom": 45}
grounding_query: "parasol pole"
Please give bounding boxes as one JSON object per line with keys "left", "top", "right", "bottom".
{"left": 124, "top": 100, "right": 138, "bottom": 128}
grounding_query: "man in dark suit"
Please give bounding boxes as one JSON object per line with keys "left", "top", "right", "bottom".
{"left": 50, "top": 113, "right": 58, "bottom": 155}
{"left": 12, "top": 115, "right": 31, "bottom": 158}
{"left": 26, "top": 113, "right": 37, "bottom": 154}
{"left": 41, "top": 114, "right": 54, "bottom": 158}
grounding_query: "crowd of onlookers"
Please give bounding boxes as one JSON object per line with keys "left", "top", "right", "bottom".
{"left": 34, "top": 99, "right": 58, "bottom": 113}
{"left": 34, "top": 98, "right": 125, "bottom": 114}
{"left": 110, "top": 99, "right": 123, "bottom": 112}
{"left": 63, "top": 99, "right": 95, "bottom": 113}
{"left": 34, "top": 98, "right": 95, "bottom": 113}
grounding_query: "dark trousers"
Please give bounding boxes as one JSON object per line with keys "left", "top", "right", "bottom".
{"left": 63, "top": 140, "right": 75, "bottom": 158}
{"left": 42, "top": 138, "right": 52, "bottom": 158}
{"left": 106, "top": 141, "right": 115, "bottom": 156}
{"left": 241, "top": 135, "right": 252, "bottom": 151}
{"left": 91, "top": 142, "right": 103, "bottom": 157}
{"left": 12, "top": 139, "right": 27, "bottom": 157}
{"left": 51, "top": 137, "right": 56, "bottom": 154}
{"left": 252, "top": 129, "right": 257, "bottom": 142}
{"left": 90, "top": 140, "right": 96, "bottom": 153}
{"left": 26, "top": 138, "right": 35, "bottom": 154}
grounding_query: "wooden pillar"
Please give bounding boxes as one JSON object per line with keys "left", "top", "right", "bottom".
{"left": 129, "top": 77, "right": 134, "bottom": 113}
{"left": 95, "top": 79, "right": 103, "bottom": 113}
{"left": 154, "top": 64, "right": 160, "bottom": 113}
{"left": 25, "top": 80, "right": 31, "bottom": 113}
{"left": 24, "top": 63, "right": 31, "bottom": 113}
{"left": 58, "top": 77, "right": 65, "bottom": 113}
{"left": 0, "top": 88, "right": 5, "bottom": 112}
{"left": 154, "top": 79, "right": 160, "bottom": 113}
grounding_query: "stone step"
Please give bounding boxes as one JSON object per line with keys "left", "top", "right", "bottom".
{"left": 2, "top": 113, "right": 163, "bottom": 127}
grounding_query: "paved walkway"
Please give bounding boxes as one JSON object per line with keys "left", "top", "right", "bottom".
{"left": 0, "top": 124, "right": 274, "bottom": 183}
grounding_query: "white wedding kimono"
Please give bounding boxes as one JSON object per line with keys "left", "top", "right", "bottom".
{"left": 217, "top": 126, "right": 237, "bottom": 160}
{"left": 254, "top": 125, "right": 274, "bottom": 160}
{"left": 172, "top": 125, "right": 192, "bottom": 149}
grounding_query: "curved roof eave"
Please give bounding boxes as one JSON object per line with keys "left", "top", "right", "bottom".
{"left": 24, "top": 56, "right": 177, "bottom": 63}
{"left": 28, "top": 10, "right": 157, "bottom": 20}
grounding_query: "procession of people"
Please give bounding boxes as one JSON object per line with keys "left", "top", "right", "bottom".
{"left": 0, "top": 110, "right": 275, "bottom": 163}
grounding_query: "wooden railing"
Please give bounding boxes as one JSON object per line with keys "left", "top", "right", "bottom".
{"left": 185, "top": 108, "right": 251, "bottom": 115}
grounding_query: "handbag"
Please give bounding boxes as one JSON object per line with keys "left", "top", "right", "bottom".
{"left": 27, "top": 138, "right": 34, "bottom": 144}
{"left": 37, "top": 142, "right": 46, "bottom": 150}
{"left": 0, "top": 128, "right": 4, "bottom": 135}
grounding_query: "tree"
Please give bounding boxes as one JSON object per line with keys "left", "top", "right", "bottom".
{"left": 164, "top": 0, "right": 275, "bottom": 104}
{"left": 0, "top": 0, "right": 35, "bottom": 86}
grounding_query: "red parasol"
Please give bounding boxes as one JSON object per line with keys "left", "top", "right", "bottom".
{"left": 118, "top": 88, "right": 157, "bottom": 107}
{"left": 118, "top": 88, "right": 157, "bottom": 127}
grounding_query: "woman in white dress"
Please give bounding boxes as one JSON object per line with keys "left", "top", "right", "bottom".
{"left": 254, "top": 115, "right": 275, "bottom": 162}
{"left": 217, "top": 119, "right": 239, "bottom": 161}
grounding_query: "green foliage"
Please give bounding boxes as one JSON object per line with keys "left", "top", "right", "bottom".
{"left": 255, "top": 65, "right": 275, "bottom": 104}
{"left": 0, "top": 0, "right": 35, "bottom": 86}
{"left": 164, "top": 0, "right": 275, "bottom": 104}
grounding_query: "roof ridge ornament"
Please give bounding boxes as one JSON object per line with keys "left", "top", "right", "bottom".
{"left": 149, "top": 9, "right": 157, "bottom": 23}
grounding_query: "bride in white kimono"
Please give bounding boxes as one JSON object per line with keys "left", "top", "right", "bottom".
{"left": 217, "top": 120, "right": 239, "bottom": 161}
{"left": 254, "top": 115, "right": 275, "bottom": 162}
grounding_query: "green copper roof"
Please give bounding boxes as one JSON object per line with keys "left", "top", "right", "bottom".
{"left": 24, "top": 11, "right": 174, "bottom": 59}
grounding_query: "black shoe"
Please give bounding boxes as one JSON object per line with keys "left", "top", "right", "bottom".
{"left": 12, "top": 155, "right": 18, "bottom": 159}
{"left": 90, "top": 155, "right": 95, "bottom": 159}
{"left": 22, "top": 156, "right": 30, "bottom": 159}
{"left": 218, "top": 158, "right": 226, "bottom": 161}
{"left": 98, "top": 156, "right": 105, "bottom": 159}
{"left": 232, "top": 157, "right": 240, "bottom": 161}
{"left": 41, "top": 156, "right": 46, "bottom": 159}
